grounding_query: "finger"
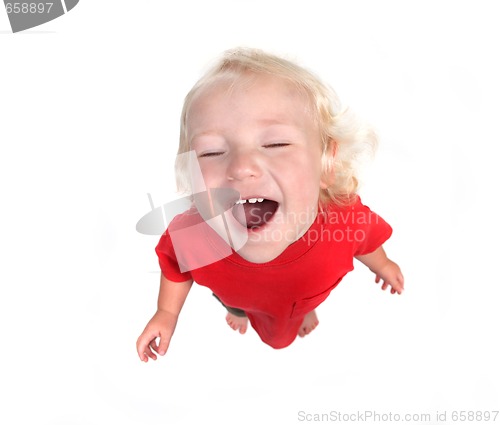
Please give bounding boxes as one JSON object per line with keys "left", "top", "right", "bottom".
{"left": 137, "top": 332, "right": 159, "bottom": 361}
{"left": 137, "top": 337, "right": 150, "bottom": 361}
{"left": 137, "top": 342, "right": 157, "bottom": 362}
{"left": 375, "top": 275, "right": 381, "bottom": 284}
{"left": 157, "top": 332, "right": 172, "bottom": 356}
{"left": 394, "top": 276, "right": 405, "bottom": 294}
{"left": 146, "top": 347, "right": 158, "bottom": 360}
{"left": 381, "top": 281, "right": 389, "bottom": 291}
{"left": 150, "top": 337, "right": 159, "bottom": 352}
{"left": 142, "top": 346, "right": 156, "bottom": 363}
{"left": 137, "top": 349, "right": 148, "bottom": 362}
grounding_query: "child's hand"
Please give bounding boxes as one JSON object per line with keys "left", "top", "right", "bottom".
{"left": 136, "top": 310, "right": 178, "bottom": 362}
{"left": 374, "top": 260, "right": 404, "bottom": 295}
{"left": 355, "top": 248, "right": 404, "bottom": 295}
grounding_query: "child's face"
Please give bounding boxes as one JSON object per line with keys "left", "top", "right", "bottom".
{"left": 187, "top": 73, "right": 327, "bottom": 263}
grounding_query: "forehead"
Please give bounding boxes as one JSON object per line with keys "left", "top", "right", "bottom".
{"left": 186, "top": 73, "right": 316, "bottom": 135}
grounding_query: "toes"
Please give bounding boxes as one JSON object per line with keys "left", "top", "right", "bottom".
{"left": 298, "top": 320, "right": 320, "bottom": 337}
{"left": 226, "top": 313, "right": 248, "bottom": 333}
{"left": 226, "top": 317, "right": 237, "bottom": 330}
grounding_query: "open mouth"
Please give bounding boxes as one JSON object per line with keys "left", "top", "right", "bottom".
{"left": 232, "top": 198, "right": 279, "bottom": 230}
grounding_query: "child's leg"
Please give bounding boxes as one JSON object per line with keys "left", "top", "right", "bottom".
{"left": 212, "top": 293, "right": 246, "bottom": 317}
{"left": 212, "top": 293, "right": 249, "bottom": 334}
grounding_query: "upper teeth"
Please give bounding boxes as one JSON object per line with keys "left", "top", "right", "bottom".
{"left": 236, "top": 198, "right": 264, "bottom": 204}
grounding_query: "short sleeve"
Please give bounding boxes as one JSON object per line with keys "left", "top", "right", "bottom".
{"left": 351, "top": 197, "right": 393, "bottom": 256}
{"left": 155, "top": 231, "right": 193, "bottom": 282}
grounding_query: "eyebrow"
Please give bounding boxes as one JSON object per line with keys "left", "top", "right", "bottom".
{"left": 190, "top": 130, "right": 223, "bottom": 143}
{"left": 255, "top": 119, "right": 296, "bottom": 128}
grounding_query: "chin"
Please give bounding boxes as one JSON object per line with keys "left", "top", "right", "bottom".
{"left": 236, "top": 240, "right": 288, "bottom": 264}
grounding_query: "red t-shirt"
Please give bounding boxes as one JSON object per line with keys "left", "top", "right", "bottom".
{"left": 155, "top": 197, "right": 392, "bottom": 349}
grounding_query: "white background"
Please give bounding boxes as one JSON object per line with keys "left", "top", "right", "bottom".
{"left": 1, "top": 1, "right": 499, "bottom": 424}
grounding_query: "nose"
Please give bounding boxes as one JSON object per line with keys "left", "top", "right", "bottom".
{"left": 226, "top": 149, "right": 263, "bottom": 181}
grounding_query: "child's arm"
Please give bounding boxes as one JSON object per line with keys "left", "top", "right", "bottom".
{"left": 355, "top": 246, "right": 404, "bottom": 295}
{"left": 136, "top": 273, "right": 193, "bottom": 362}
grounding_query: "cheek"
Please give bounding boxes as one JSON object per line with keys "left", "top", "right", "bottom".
{"left": 190, "top": 166, "right": 211, "bottom": 192}
{"left": 198, "top": 163, "right": 222, "bottom": 186}
{"left": 291, "top": 171, "right": 322, "bottom": 206}
{"left": 278, "top": 153, "right": 322, "bottom": 188}
{"left": 303, "top": 153, "right": 324, "bottom": 185}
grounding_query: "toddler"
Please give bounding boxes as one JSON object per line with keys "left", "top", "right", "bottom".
{"left": 136, "top": 48, "right": 404, "bottom": 359}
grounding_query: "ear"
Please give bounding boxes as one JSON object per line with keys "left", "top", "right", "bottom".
{"left": 320, "top": 138, "right": 337, "bottom": 189}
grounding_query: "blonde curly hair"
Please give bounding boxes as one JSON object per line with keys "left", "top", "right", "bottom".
{"left": 175, "top": 47, "right": 377, "bottom": 207}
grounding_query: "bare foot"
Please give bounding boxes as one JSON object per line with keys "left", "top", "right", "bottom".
{"left": 298, "top": 310, "right": 319, "bottom": 337}
{"left": 226, "top": 312, "right": 248, "bottom": 334}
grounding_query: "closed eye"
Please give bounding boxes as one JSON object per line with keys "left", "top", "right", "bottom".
{"left": 263, "top": 142, "right": 290, "bottom": 149}
{"left": 198, "top": 151, "right": 225, "bottom": 158}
